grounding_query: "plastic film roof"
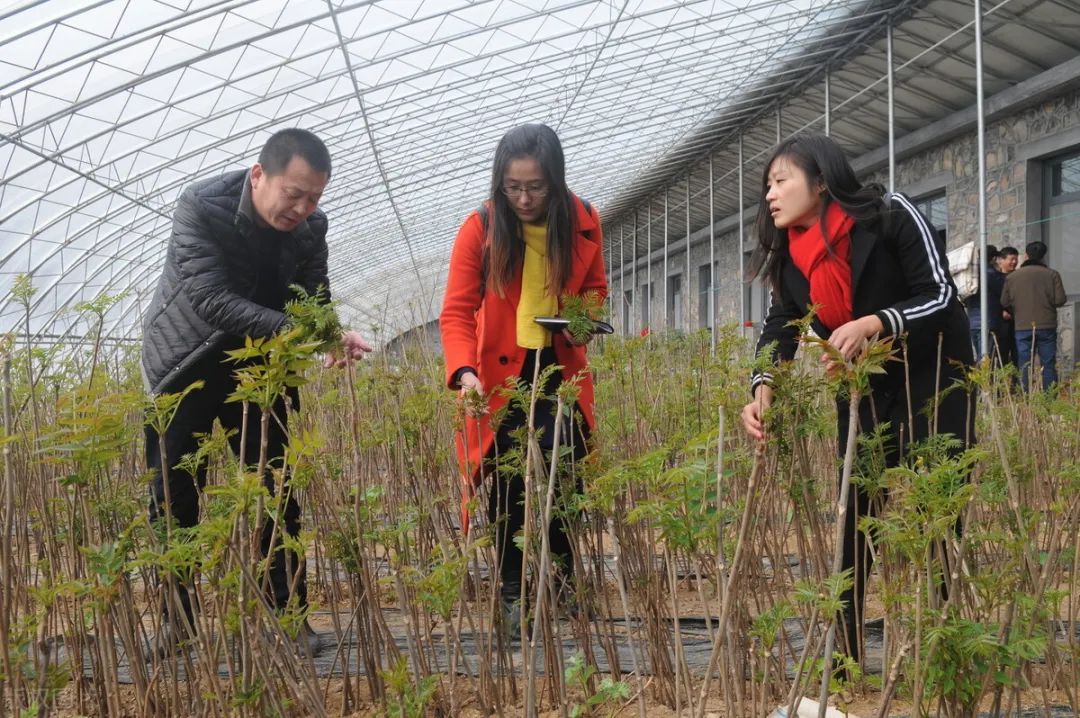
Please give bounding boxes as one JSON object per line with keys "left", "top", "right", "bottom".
{"left": 2, "top": 0, "right": 910, "bottom": 343}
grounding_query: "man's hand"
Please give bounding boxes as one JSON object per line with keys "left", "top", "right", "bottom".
{"left": 324, "top": 330, "right": 373, "bottom": 368}
{"left": 821, "top": 315, "right": 884, "bottom": 374}
{"left": 741, "top": 384, "right": 774, "bottom": 442}
{"left": 1002, "top": 310, "right": 1012, "bottom": 321}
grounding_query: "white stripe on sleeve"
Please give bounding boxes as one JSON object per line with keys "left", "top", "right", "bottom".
{"left": 890, "top": 194, "right": 953, "bottom": 322}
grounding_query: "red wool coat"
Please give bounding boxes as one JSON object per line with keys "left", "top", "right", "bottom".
{"left": 439, "top": 195, "right": 607, "bottom": 515}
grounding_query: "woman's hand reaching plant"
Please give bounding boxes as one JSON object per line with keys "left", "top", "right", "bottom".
{"left": 741, "top": 383, "right": 774, "bottom": 442}
{"left": 458, "top": 371, "right": 486, "bottom": 416}
{"left": 822, "top": 314, "right": 884, "bottom": 375}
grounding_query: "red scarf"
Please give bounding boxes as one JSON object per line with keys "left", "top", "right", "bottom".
{"left": 787, "top": 201, "right": 855, "bottom": 331}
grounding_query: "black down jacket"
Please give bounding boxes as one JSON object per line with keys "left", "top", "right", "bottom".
{"left": 141, "top": 169, "right": 330, "bottom": 394}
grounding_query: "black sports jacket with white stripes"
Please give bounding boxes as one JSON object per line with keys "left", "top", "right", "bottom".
{"left": 750, "top": 192, "right": 973, "bottom": 395}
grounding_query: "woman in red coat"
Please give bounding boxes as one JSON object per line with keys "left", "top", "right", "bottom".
{"left": 439, "top": 123, "right": 607, "bottom": 637}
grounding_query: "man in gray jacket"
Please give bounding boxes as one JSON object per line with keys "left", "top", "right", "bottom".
{"left": 142, "top": 128, "right": 370, "bottom": 654}
{"left": 1001, "top": 241, "right": 1066, "bottom": 390}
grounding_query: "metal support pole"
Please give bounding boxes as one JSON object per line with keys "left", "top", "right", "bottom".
{"left": 887, "top": 21, "right": 896, "bottom": 193}
{"left": 824, "top": 68, "right": 831, "bottom": 136}
{"left": 632, "top": 211, "right": 638, "bottom": 336}
{"left": 709, "top": 155, "right": 716, "bottom": 353}
{"left": 776, "top": 106, "right": 782, "bottom": 143}
{"left": 646, "top": 202, "right": 652, "bottom": 331}
{"left": 975, "top": 0, "right": 989, "bottom": 358}
{"left": 738, "top": 134, "right": 746, "bottom": 339}
{"left": 619, "top": 224, "right": 625, "bottom": 334}
{"left": 607, "top": 238, "right": 614, "bottom": 335}
{"left": 663, "top": 188, "right": 670, "bottom": 330}
{"left": 607, "top": 240, "right": 613, "bottom": 302}
{"left": 685, "top": 173, "right": 691, "bottom": 331}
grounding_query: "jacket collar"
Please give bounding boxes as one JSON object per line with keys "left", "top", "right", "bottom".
{"left": 572, "top": 193, "right": 598, "bottom": 234}
{"left": 234, "top": 169, "right": 314, "bottom": 241}
{"left": 235, "top": 169, "right": 256, "bottom": 236}
{"left": 848, "top": 222, "right": 880, "bottom": 291}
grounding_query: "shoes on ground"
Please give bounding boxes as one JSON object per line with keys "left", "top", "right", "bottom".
{"left": 148, "top": 617, "right": 195, "bottom": 660}
{"left": 500, "top": 594, "right": 524, "bottom": 641}
{"left": 294, "top": 618, "right": 322, "bottom": 656}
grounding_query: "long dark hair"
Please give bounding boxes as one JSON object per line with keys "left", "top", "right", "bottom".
{"left": 485, "top": 124, "right": 574, "bottom": 297}
{"left": 749, "top": 132, "right": 886, "bottom": 294}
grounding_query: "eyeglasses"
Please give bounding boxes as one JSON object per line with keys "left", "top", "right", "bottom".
{"left": 501, "top": 184, "right": 549, "bottom": 199}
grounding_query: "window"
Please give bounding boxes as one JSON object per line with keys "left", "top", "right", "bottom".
{"left": 666, "top": 274, "right": 683, "bottom": 330}
{"left": 914, "top": 192, "right": 947, "bottom": 244}
{"left": 743, "top": 249, "right": 769, "bottom": 330}
{"left": 1050, "top": 154, "right": 1080, "bottom": 196}
{"left": 698, "top": 263, "right": 718, "bottom": 329}
{"left": 640, "top": 283, "right": 654, "bottom": 329}
{"left": 1044, "top": 151, "right": 1080, "bottom": 295}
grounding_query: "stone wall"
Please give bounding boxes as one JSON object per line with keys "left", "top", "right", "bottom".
{"left": 864, "top": 88, "right": 1080, "bottom": 255}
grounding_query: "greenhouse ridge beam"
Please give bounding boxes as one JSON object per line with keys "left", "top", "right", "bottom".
{"left": 6, "top": 0, "right": 658, "bottom": 155}
{"left": 326, "top": 0, "right": 429, "bottom": 317}
{"left": 554, "top": 0, "right": 629, "bottom": 132}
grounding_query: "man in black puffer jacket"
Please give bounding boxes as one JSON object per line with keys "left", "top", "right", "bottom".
{"left": 142, "top": 129, "right": 371, "bottom": 656}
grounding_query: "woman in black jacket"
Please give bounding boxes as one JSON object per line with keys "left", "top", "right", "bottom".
{"left": 740, "top": 132, "right": 974, "bottom": 662}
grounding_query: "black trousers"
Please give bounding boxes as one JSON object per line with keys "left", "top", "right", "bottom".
{"left": 836, "top": 365, "right": 974, "bottom": 661}
{"left": 487, "top": 347, "right": 589, "bottom": 598}
{"left": 146, "top": 350, "right": 305, "bottom": 621}
{"left": 993, "top": 321, "right": 1017, "bottom": 368}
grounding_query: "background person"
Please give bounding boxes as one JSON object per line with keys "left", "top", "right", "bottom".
{"left": 995, "top": 245, "right": 1020, "bottom": 368}
{"left": 740, "top": 132, "right": 975, "bottom": 664}
{"left": 439, "top": 123, "right": 607, "bottom": 639}
{"left": 964, "top": 244, "right": 1004, "bottom": 362}
{"left": 1001, "top": 241, "right": 1066, "bottom": 391}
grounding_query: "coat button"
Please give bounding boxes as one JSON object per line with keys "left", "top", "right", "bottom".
{"left": 498, "top": 355, "right": 508, "bottom": 365}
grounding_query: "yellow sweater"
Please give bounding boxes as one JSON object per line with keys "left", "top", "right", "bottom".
{"left": 516, "top": 222, "right": 558, "bottom": 348}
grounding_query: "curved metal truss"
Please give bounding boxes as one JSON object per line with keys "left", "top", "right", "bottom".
{"left": 1, "top": 0, "right": 936, "bottom": 343}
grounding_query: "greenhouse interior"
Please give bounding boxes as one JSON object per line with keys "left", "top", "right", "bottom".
{"left": 1, "top": 0, "right": 1079, "bottom": 716}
